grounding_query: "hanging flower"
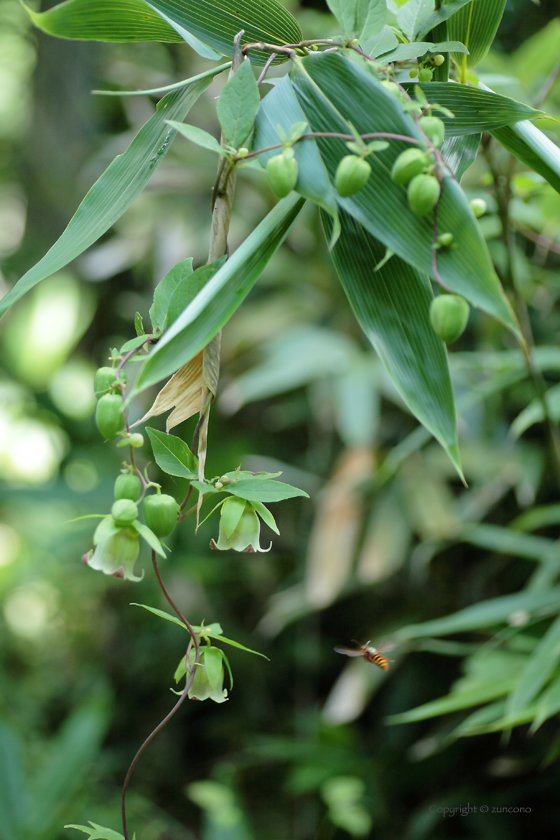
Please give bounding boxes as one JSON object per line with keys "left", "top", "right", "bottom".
{"left": 210, "top": 498, "right": 271, "bottom": 553}
{"left": 187, "top": 647, "right": 228, "bottom": 703}
{"left": 84, "top": 515, "right": 143, "bottom": 581}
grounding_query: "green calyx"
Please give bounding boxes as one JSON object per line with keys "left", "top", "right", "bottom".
{"left": 95, "top": 393, "right": 125, "bottom": 440}
{"left": 407, "top": 174, "right": 440, "bottom": 217}
{"left": 143, "top": 493, "right": 179, "bottom": 538}
{"left": 335, "top": 156, "right": 371, "bottom": 198}
{"left": 266, "top": 151, "right": 299, "bottom": 198}
{"left": 114, "top": 473, "right": 142, "bottom": 502}
{"left": 430, "top": 295, "right": 470, "bottom": 344}
{"left": 391, "top": 148, "right": 430, "bottom": 186}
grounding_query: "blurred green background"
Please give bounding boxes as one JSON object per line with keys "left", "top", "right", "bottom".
{"left": 2, "top": 1, "right": 560, "bottom": 838}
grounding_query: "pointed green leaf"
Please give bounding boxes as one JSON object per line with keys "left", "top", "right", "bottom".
{"left": 166, "top": 259, "right": 225, "bottom": 326}
{"left": 25, "top": 0, "right": 185, "bottom": 42}
{"left": 217, "top": 59, "right": 261, "bottom": 147}
{"left": 146, "top": 428, "right": 198, "bottom": 478}
{"left": 133, "top": 520, "right": 166, "bottom": 556}
{"left": 167, "top": 122, "right": 224, "bottom": 155}
{"left": 132, "top": 603, "right": 222, "bottom": 635}
{"left": 442, "top": 134, "right": 480, "bottom": 180}
{"left": 206, "top": 634, "right": 269, "bottom": 659}
{"left": 415, "top": 0, "right": 474, "bottom": 41}
{"left": 290, "top": 53, "right": 520, "bottom": 337}
{"left": 324, "top": 209, "right": 460, "bottom": 473}
{"left": 506, "top": 615, "right": 560, "bottom": 720}
{"left": 251, "top": 500, "right": 280, "bottom": 534}
{"left": 253, "top": 75, "right": 340, "bottom": 243}
{"left": 226, "top": 478, "right": 309, "bottom": 503}
{"left": 26, "top": 0, "right": 303, "bottom": 64}
{"left": 407, "top": 82, "right": 545, "bottom": 136}
{"left": 0, "top": 65, "right": 224, "bottom": 319}
{"left": 65, "top": 823, "right": 124, "bottom": 840}
{"left": 132, "top": 194, "right": 305, "bottom": 394}
{"left": 386, "top": 677, "right": 515, "bottom": 725}
{"left": 396, "top": 587, "right": 560, "bottom": 640}
{"left": 326, "top": 0, "right": 386, "bottom": 41}
{"left": 146, "top": 0, "right": 302, "bottom": 65}
{"left": 150, "top": 258, "right": 194, "bottom": 332}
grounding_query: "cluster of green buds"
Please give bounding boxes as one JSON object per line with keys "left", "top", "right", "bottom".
{"left": 390, "top": 115, "right": 445, "bottom": 218}
{"left": 94, "top": 364, "right": 127, "bottom": 440}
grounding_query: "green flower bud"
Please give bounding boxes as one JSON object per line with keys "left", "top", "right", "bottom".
{"left": 437, "top": 232, "right": 454, "bottom": 248}
{"left": 380, "top": 80, "right": 403, "bottom": 100}
{"left": 419, "top": 116, "right": 445, "bottom": 148}
{"left": 470, "top": 198, "right": 487, "bottom": 218}
{"left": 95, "top": 393, "right": 125, "bottom": 440}
{"left": 391, "top": 148, "right": 430, "bottom": 186}
{"left": 129, "top": 433, "right": 144, "bottom": 448}
{"left": 114, "top": 473, "right": 142, "bottom": 502}
{"left": 266, "top": 152, "right": 298, "bottom": 197}
{"left": 111, "top": 499, "right": 139, "bottom": 527}
{"left": 430, "top": 295, "right": 470, "bottom": 344}
{"left": 212, "top": 500, "right": 270, "bottom": 553}
{"left": 418, "top": 68, "right": 433, "bottom": 82}
{"left": 407, "top": 174, "right": 440, "bottom": 217}
{"left": 237, "top": 147, "right": 249, "bottom": 157}
{"left": 433, "top": 54, "right": 445, "bottom": 66}
{"left": 94, "top": 367, "right": 117, "bottom": 396}
{"left": 335, "top": 156, "right": 372, "bottom": 197}
{"left": 142, "top": 493, "right": 179, "bottom": 538}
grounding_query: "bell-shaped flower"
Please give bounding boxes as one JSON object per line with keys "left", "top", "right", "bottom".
{"left": 85, "top": 515, "right": 143, "bottom": 581}
{"left": 187, "top": 647, "right": 228, "bottom": 703}
{"left": 211, "top": 498, "right": 271, "bottom": 553}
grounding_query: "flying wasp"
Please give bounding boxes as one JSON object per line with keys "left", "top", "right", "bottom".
{"left": 334, "top": 640, "right": 395, "bottom": 671}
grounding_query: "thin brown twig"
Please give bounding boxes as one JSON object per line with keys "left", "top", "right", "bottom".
{"left": 121, "top": 551, "right": 200, "bottom": 840}
{"left": 256, "top": 52, "right": 277, "bottom": 86}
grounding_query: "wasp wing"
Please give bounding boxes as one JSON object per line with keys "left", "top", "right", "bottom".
{"left": 334, "top": 646, "right": 363, "bottom": 657}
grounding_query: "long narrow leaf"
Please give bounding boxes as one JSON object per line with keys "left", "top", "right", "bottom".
{"left": 396, "top": 587, "right": 560, "bottom": 640}
{"left": 492, "top": 120, "right": 560, "bottom": 196}
{"left": 406, "top": 82, "right": 544, "bottom": 136}
{"left": 442, "top": 134, "right": 480, "bottom": 180}
{"left": 506, "top": 614, "right": 560, "bottom": 720}
{"left": 0, "top": 65, "right": 226, "bottom": 318}
{"left": 448, "top": 0, "right": 507, "bottom": 70}
{"left": 132, "top": 194, "right": 305, "bottom": 393}
{"left": 290, "top": 53, "right": 520, "bottom": 338}
{"left": 324, "top": 209, "right": 461, "bottom": 473}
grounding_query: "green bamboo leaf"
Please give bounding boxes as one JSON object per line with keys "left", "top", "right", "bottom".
{"left": 395, "top": 587, "right": 560, "bottom": 640}
{"left": 147, "top": 0, "right": 302, "bottom": 65}
{"left": 26, "top": 0, "right": 303, "bottom": 64}
{"left": 511, "top": 383, "right": 560, "bottom": 438}
{"left": 441, "top": 134, "right": 480, "bottom": 180}
{"left": 0, "top": 65, "right": 225, "bottom": 319}
{"left": 290, "top": 53, "right": 520, "bottom": 337}
{"left": 131, "top": 194, "right": 305, "bottom": 394}
{"left": 492, "top": 120, "right": 560, "bottom": 196}
{"left": 506, "top": 615, "right": 560, "bottom": 720}
{"left": 386, "top": 677, "right": 516, "bottom": 725}
{"left": 150, "top": 258, "right": 194, "bottom": 332}
{"left": 217, "top": 59, "right": 261, "bottom": 147}
{"left": 253, "top": 75, "right": 340, "bottom": 243}
{"left": 531, "top": 677, "right": 560, "bottom": 732}
{"left": 458, "top": 523, "right": 556, "bottom": 562}
{"left": 146, "top": 428, "right": 198, "bottom": 478}
{"left": 448, "top": 0, "right": 507, "bottom": 72}
{"left": 25, "top": 0, "right": 185, "bottom": 42}
{"left": 323, "top": 209, "right": 461, "bottom": 474}
{"left": 407, "top": 82, "right": 545, "bottom": 136}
